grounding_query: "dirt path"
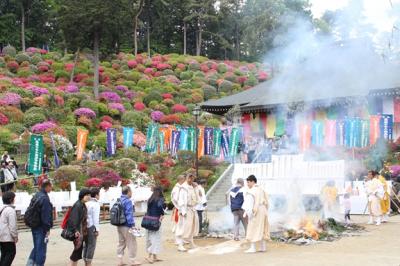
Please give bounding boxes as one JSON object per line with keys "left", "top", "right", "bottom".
{"left": 14, "top": 215, "right": 400, "bottom": 266}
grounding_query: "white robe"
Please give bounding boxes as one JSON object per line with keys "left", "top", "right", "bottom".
{"left": 174, "top": 182, "right": 199, "bottom": 240}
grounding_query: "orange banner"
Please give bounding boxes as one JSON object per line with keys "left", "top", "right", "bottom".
{"left": 299, "top": 124, "right": 311, "bottom": 152}
{"left": 197, "top": 126, "right": 204, "bottom": 159}
{"left": 76, "top": 128, "right": 89, "bottom": 160}
{"left": 369, "top": 115, "right": 381, "bottom": 145}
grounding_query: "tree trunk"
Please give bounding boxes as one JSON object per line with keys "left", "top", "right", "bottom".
{"left": 196, "top": 27, "right": 202, "bottom": 56}
{"left": 183, "top": 22, "right": 187, "bottom": 55}
{"left": 235, "top": 23, "right": 240, "bottom": 60}
{"left": 147, "top": 24, "right": 150, "bottom": 57}
{"left": 21, "top": 4, "right": 25, "bottom": 52}
{"left": 69, "top": 48, "right": 80, "bottom": 83}
{"left": 93, "top": 32, "right": 100, "bottom": 99}
{"left": 133, "top": 17, "right": 138, "bottom": 55}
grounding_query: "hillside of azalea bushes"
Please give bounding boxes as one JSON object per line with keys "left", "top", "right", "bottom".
{"left": 0, "top": 45, "right": 268, "bottom": 193}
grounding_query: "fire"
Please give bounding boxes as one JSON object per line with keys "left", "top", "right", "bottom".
{"left": 300, "top": 218, "right": 320, "bottom": 240}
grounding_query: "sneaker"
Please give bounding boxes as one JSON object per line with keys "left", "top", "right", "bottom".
{"left": 244, "top": 248, "right": 257, "bottom": 253}
{"left": 178, "top": 246, "right": 187, "bottom": 252}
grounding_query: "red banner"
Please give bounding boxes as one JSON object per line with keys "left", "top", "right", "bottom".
{"left": 241, "top": 113, "right": 251, "bottom": 136}
{"left": 394, "top": 97, "right": 400, "bottom": 123}
{"left": 370, "top": 115, "right": 381, "bottom": 145}
{"left": 299, "top": 124, "right": 311, "bottom": 152}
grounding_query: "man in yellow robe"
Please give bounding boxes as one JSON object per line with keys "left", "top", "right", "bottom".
{"left": 243, "top": 175, "right": 270, "bottom": 253}
{"left": 174, "top": 174, "right": 200, "bottom": 252}
{"left": 320, "top": 181, "right": 338, "bottom": 220}
{"left": 366, "top": 171, "right": 383, "bottom": 225}
{"left": 377, "top": 174, "right": 390, "bottom": 222}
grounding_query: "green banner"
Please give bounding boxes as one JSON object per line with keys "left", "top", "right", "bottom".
{"left": 28, "top": 134, "right": 44, "bottom": 175}
{"left": 187, "top": 127, "right": 195, "bottom": 152}
{"left": 229, "top": 128, "right": 239, "bottom": 157}
{"left": 145, "top": 124, "right": 158, "bottom": 153}
{"left": 213, "top": 128, "right": 222, "bottom": 157}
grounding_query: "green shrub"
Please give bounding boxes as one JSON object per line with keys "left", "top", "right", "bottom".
{"left": 114, "top": 158, "right": 137, "bottom": 178}
{"left": 121, "top": 111, "right": 150, "bottom": 130}
{"left": 188, "top": 62, "right": 201, "bottom": 71}
{"left": 65, "top": 97, "right": 80, "bottom": 110}
{"left": 23, "top": 112, "right": 46, "bottom": 127}
{"left": 244, "top": 75, "right": 258, "bottom": 86}
{"left": 15, "top": 53, "right": 31, "bottom": 63}
{"left": 2, "top": 45, "right": 16, "bottom": 57}
{"left": 143, "top": 91, "right": 162, "bottom": 106}
{"left": 125, "top": 71, "right": 141, "bottom": 82}
{"left": 137, "top": 79, "right": 152, "bottom": 89}
{"left": 0, "top": 58, "right": 5, "bottom": 68}
{"left": 219, "top": 80, "right": 233, "bottom": 93}
{"left": 25, "top": 106, "right": 47, "bottom": 116}
{"left": 31, "top": 55, "right": 42, "bottom": 65}
{"left": 97, "top": 102, "right": 109, "bottom": 115}
{"left": 217, "top": 63, "right": 228, "bottom": 74}
{"left": 180, "top": 71, "right": 193, "bottom": 80}
{"left": 80, "top": 99, "right": 99, "bottom": 115}
{"left": 203, "top": 85, "right": 217, "bottom": 100}
{"left": 55, "top": 70, "right": 70, "bottom": 80}
{"left": 8, "top": 87, "right": 34, "bottom": 98}
{"left": 63, "top": 126, "right": 79, "bottom": 145}
{"left": 52, "top": 165, "right": 85, "bottom": 189}
{"left": 16, "top": 68, "right": 33, "bottom": 77}
{"left": 5, "top": 123, "right": 26, "bottom": 134}
{"left": 205, "top": 118, "right": 221, "bottom": 128}
{"left": 93, "top": 132, "right": 106, "bottom": 148}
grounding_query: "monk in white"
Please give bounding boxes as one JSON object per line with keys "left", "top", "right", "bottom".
{"left": 174, "top": 174, "right": 200, "bottom": 252}
{"left": 242, "top": 175, "right": 270, "bottom": 253}
{"left": 171, "top": 175, "right": 186, "bottom": 244}
{"left": 365, "top": 170, "right": 384, "bottom": 225}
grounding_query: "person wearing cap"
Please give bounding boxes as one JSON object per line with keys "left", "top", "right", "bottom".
{"left": 242, "top": 175, "right": 270, "bottom": 253}
{"left": 67, "top": 188, "right": 91, "bottom": 266}
{"left": 229, "top": 178, "right": 247, "bottom": 241}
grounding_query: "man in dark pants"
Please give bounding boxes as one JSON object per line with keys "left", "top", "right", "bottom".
{"left": 26, "top": 180, "right": 53, "bottom": 266}
{"left": 229, "top": 178, "right": 247, "bottom": 241}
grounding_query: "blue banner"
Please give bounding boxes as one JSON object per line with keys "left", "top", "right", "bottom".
{"left": 179, "top": 128, "right": 188, "bottom": 150}
{"left": 49, "top": 132, "right": 60, "bottom": 169}
{"left": 106, "top": 128, "right": 117, "bottom": 156}
{"left": 380, "top": 114, "right": 393, "bottom": 140}
{"left": 171, "top": 130, "right": 181, "bottom": 155}
{"left": 123, "top": 127, "right": 134, "bottom": 149}
{"left": 204, "top": 127, "right": 214, "bottom": 155}
{"left": 221, "top": 129, "right": 230, "bottom": 157}
{"left": 311, "top": 121, "right": 324, "bottom": 146}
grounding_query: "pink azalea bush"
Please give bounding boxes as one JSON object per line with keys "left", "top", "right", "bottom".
{"left": 74, "top": 107, "right": 96, "bottom": 118}
{"left": 31, "top": 121, "right": 57, "bottom": 133}
{"left": 115, "top": 85, "right": 128, "bottom": 92}
{"left": 127, "top": 60, "right": 138, "bottom": 69}
{"left": 99, "top": 91, "right": 121, "bottom": 103}
{"left": 125, "top": 91, "right": 136, "bottom": 100}
{"left": 66, "top": 84, "right": 79, "bottom": 93}
{"left": 108, "top": 102, "right": 126, "bottom": 113}
{"left": 134, "top": 102, "right": 145, "bottom": 111}
{"left": 172, "top": 104, "right": 188, "bottom": 113}
{"left": 151, "top": 111, "right": 164, "bottom": 122}
{"left": 98, "top": 121, "right": 112, "bottom": 131}
{"left": 1, "top": 92, "right": 21, "bottom": 105}
{"left": 0, "top": 113, "right": 9, "bottom": 125}
{"left": 29, "top": 87, "right": 49, "bottom": 96}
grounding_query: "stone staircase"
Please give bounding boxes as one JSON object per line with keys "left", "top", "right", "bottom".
{"left": 206, "top": 164, "right": 234, "bottom": 211}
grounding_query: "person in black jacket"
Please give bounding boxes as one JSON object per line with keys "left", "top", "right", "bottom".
{"left": 27, "top": 180, "right": 54, "bottom": 266}
{"left": 145, "top": 186, "right": 165, "bottom": 264}
{"left": 67, "top": 189, "right": 91, "bottom": 266}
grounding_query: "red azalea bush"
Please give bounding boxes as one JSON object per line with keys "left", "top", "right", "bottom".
{"left": 6, "top": 61, "right": 19, "bottom": 72}
{"left": 127, "top": 60, "right": 138, "bottom": 69}
{"left": 0, "top": 113, "right": 9, "bottom": 125}
{"left": 98, "top": 120, "right": 112, "bottom": 131}
{"left": 54, "top": 95, "right": 64, "bottom": 106}
{"left": 159, "top": 178, "right": 171, "bottom": 190}
{"left": 88, "top": 167, "right": 121, "bottom": 185}
{"left": 160, "top": 114, "right": 180, "bottom": 124}
{"left": 138, "top": 163, "right": 148, "bottom": 172}
{"left": 172, "top": 104, "right": 188, "bottom": 113}
{"left": 101, "top": 115, "right": 113, "bottom": 123}
{"left": 162, "top": 93, "right": 173, "bottom": 99}
{"left": 85, "top": 177, "right": 103, "bottom": 188}
{"left": 134, "top": 102, "right": 145, "bottom": 111}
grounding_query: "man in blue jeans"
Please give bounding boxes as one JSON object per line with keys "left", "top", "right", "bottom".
{"left": 27, "top": 180, "right": 53, "bottom": 266}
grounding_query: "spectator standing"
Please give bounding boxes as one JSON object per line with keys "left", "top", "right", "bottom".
{"left": 144, "top": 186, "right": 165, "bottom": 264}
{"left": 67, "top": 189, "right": 91, "bottom": 266}
{"left": 42, "top": 155, "right": 52, "bottom": 174}
{"left": 229, "top": 178, "right": 247, "bottom": 241}
{"left": 194, "top": 180, "right": 207, "bottom": 234}
{"left": 0, "top": 191, "right": 18, "bottom": 266}
{"left": 26, "top": 180, "right": 54, "bottom": 266}
{"left": 83, "top": 188, "right": 101, "bottom": 266}
{"left": 117, "top": 186, "right": 141, "bottom": 266}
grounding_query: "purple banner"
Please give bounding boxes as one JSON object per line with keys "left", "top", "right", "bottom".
{"left": 221, "top": 129, "right": 230, "bottom": 157}
{"left": 380, "top": 114, "right": 393, "bottom": 140}
{"left": 171, "top": 130, "right": 181, "bottom": 155}
{"left": 204, "top": 127, "right": 214, "bottom": 155}
{"left": 106, "top": 128, "right": 117, "bottom": 156}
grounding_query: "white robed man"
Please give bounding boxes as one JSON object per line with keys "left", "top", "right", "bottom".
{"left": 173, "top": 174, "right": 200, "bottom": 251}
{"left": 171, "top": 175, "right": 187, "bottom": 244}
{"left": 365, "top": 170, "right": 384, "bottom": 225}
{"left": 242, "top": 175, "right": 270, "bottom": 253}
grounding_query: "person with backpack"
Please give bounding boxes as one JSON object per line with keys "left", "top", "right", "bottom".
{"left": 67, "top": 189, "right": 91, "bottom": 266}
{"left": 0, "top": 191, "right": 18, "bottom": 266}
{"left": 142, "top": 186, "right": 165, "bottom": 264}
{"left": 229, "top": 178, "right": 247, "bottom": 241}
{"left": 115, "top": 186, "right": 141, "bottom": 266}
{"left": 26, "top": 180, "right": 53, "bottom": 266}
{"left": 83, "top": 188, "right": 101, "bottom": 266}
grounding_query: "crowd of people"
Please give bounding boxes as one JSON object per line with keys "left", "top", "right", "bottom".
{"left": 0, "top": 152, "right": 18, "bottom": 193}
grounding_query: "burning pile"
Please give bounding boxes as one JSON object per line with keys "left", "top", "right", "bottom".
{"left": 272, "top": 218, "right": 365, "bottom": 245}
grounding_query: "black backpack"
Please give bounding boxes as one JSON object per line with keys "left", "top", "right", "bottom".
{"left": 110, "top": 198, "right": 126, "bottom": 226}
{"left": 24, "top": 194, "right": 43, "bottom": 228}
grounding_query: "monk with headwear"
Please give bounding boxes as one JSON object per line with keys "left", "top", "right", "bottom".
{"left": 242, "top": 175, "right": 270, "bottom": 253}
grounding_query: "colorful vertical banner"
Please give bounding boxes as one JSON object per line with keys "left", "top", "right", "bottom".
{"left": 171, "top": 130, "right": 181, "bottom": 155}
{"left": 76, "top": 128, "right": 89, "bottom": 161}
{"left": 197, "top": 126, "right": 205, "bottom": 159}
{"left": 265, "top": 114, "right": 276, "bottom": 138}
{"left": 49, "top": 132, "right": 60, "bottom": 169}
{"left": 394, "top": 97, "right": 400, "bottom": 123}
{"left": 336, "top": 120, "right": 345, "bottom": 146}
{"left": 311, "top": 121, "right": 324, "bottom": 146}
{"left": 324, "top": 120, "right": 336, "bottom": 147}
{"left": 28, "top": 135, "right": 44, "bottom": 175}
{"left": 221, "top": 129, "right": 230, "bottom": 157}
{"left": 380, "top": 114, "right": 393, "bottom": 140}
{"left": 299, "top": 124, "right": 311, "bottom": 152}
{"left": 213, "top": 128, "right": 222, "bottom": 157}
{"left": 360, "top": 119, "right": 370, "bottom": 147}
{"left": 123, "top": 127, "right": 134, "bottom": 149}
{"left": 259, "top": 113, "right": 267, "bottom": 132}
{"left": 370, "top": 115, "right": 381, "bottom": 145}
{"left": 241, "top": 114, "right": 251, "bottom": 136}
{"left": 106, "top": 128, "right": 117, "bottom": 156}
{"left": 275, "top": 115, "right": 286, "bottom": 136}
{"left": 344, "top": 118, "right": 358, "bottom": 148}
{"left": 229, "top": 128, "right": 240, "bottom": 157}
{"left": 250, "top": 113, "right": 260, "bottom": 133}
{"left": 187, "top": 127, "right": 196, "bottom": 152}
{"left": 145, "top": 124, "right": 158, "bottom": 153}
{"left": 158, "top": 130, "right": 165, "bottom": 153}
{"left": 204, "top": 127, "right": 214, "bottom": 155}
{"left": 179, "top": 128, "right": 188, "bottom": 150}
